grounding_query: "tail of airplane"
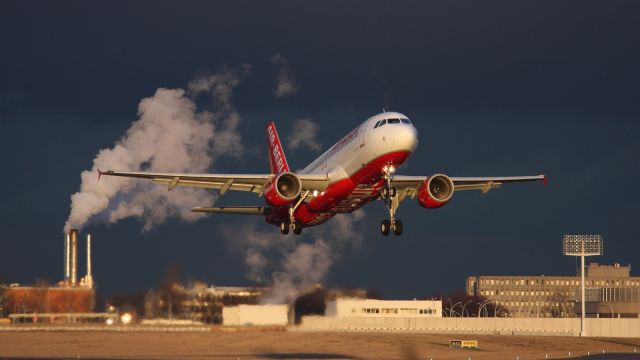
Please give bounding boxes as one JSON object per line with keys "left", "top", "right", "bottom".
{"left": 266, "top": 121, "right": 290, "bottom": 174}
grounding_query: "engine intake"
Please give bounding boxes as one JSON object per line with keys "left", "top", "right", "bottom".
{"left": 418, "top": 174, "right": 454, "bottom": 209}
{"left": 264, "top": 172, "right": 302, "bottom": 206}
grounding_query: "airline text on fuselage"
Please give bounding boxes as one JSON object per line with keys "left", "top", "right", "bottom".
{"left": 268, "top": 125, "right": 286, "bottom": 173}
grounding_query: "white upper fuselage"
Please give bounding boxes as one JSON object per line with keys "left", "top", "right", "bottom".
{"left": 300, "top": 111, "right": 418, "bottom": 181}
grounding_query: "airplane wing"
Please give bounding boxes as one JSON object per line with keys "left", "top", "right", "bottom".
{"left": 391, "top": 174, "right": 546, "bottom": 198}
{"left": 98, "top": 169, "right": 329, "bottom": 195}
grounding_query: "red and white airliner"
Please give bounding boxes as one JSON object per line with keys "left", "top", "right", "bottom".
{"left": 100, "top": 111, "right": 546, "bottom": 236}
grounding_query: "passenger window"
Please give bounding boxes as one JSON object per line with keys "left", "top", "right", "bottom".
{"left": 373, "top": 120, "right": 382, "bottom": 128}
{"left": 388, "top": 118, "right": 400, "bottom": 124}
{"left": 401, "top": 118, "right": 411, "bottom": 124}
{"left": 379, "top": 119, "right": 387, "bottom": 127}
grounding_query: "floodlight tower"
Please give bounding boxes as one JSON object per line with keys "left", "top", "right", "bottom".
{"left": 562, "top": 234, "right": 603, "bottom": 337}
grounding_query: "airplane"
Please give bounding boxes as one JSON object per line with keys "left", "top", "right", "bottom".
{"left": 99, "top": 111, "right": 546, "bottom": 236}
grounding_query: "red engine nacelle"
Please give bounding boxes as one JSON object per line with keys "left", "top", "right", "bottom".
{"left": 264, "top": 172, "right": 302, "bottom": 206}
{"left": 418, "top": 174, "right": 454, "bottom": 209}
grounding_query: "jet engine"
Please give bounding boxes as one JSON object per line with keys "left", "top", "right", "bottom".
{"left": 418, "top": 174, "right": 454, "bottom": 209}
{"left": 264, "top": 172, "right": 302, "bottom": 206}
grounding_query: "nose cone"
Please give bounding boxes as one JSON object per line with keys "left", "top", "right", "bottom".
{"left": 394, "top": 124, "right": 418, "bottom": 152}
{"left": 368, "top": 122, "right": 419, "bottom": 156}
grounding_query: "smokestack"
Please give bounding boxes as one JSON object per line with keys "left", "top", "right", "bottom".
{"left": 70, "top": 229, "right": 78, "bottom": 287}
{"left": 85, "top": 233, "right": 93, "bottom": 288}
{"left": 64, "top": 233, "right": 70, "bottom": 285}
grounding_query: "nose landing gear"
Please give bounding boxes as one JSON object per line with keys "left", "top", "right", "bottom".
{"left": 380, "top": 165, "right": 403, "bottom": 236}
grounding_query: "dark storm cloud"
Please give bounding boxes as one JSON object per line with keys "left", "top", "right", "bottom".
{"left": 1, "top": 0, "right": 639, "bottom": 298}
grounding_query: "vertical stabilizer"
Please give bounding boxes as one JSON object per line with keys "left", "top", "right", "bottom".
{"left": 266, "top": 121, "right": 290, "bottom": 174}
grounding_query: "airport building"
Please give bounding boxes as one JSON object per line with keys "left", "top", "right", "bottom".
{"left": 325, "top": 298, "right": 442, "bottom": 318}
{"left": 466, "top": 263, "right": 640, "bottom": 318}
{"left": 582, "top": 287, "right": 640, "bottom": 318}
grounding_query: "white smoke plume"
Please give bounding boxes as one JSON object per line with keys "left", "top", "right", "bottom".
{"left": 287, "top": 118, "right": 322, "bottom": 152}
{"left": 269, "top": 53, "right": 299, "bottom": 99}
{"left": 64, "top": 66, "right": 250, "bottom": 233}
{"left": 222, "top": 210, "right": 366, "bottom": 304}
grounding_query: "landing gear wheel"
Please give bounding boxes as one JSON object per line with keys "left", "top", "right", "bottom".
{"left": 280, "top": 221, "right": 290, "bottom": 235}
{"left": 381, "top": 220, "right": 391, "bottom": 236}
{"left": 293, "top": 220, "right": 302, "bottom": 235}
{"left": 393, "top": 220, "right": 403, "bottom": 236}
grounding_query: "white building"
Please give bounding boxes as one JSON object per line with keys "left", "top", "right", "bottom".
{"left": 325, "top": 299, "right": 442, "bottom": 318}
{"left": 222, "top": 304, "right": 289, "bottom": 326}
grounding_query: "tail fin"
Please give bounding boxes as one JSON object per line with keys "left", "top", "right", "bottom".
{"left": 266, "top": 121, "right": 290, "bottom": 174}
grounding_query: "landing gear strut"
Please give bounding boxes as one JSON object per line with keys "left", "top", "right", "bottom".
{"left": 380, "top": 165, "right": 403, "bottom": 236}
{"left": 280, "top": 190, "right": 309, "bottom": 235}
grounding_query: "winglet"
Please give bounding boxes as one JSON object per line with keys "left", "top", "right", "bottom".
{"left": 543, "top": 175, "right": 548, "bottom": 186}
{"left": 97, "top": 169, "right": 103, "bottom": 181}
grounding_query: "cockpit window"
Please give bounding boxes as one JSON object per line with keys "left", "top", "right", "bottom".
{"left": 379, "top": 119, "right": 387, "bottom": 127}
{"left": 373, "top": 120, "right": 382, "bottom": 128}
{"left": 401, "top": 118, "right": 411, "bottom": 124}
{"left": 388, "top": 118, "right": 400, "bottom": 124}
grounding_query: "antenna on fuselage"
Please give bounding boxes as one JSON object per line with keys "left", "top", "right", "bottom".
{"left": 382, "top": 108, "right": 386, "bottom": 113}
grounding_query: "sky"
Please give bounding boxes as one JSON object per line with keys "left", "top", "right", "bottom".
{"left": 1, "top": 1, "right": 639, "bottom": 301}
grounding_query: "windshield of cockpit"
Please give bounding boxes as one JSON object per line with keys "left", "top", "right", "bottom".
{"left": 373, "top": 117, "right": 411, "bottom": 128}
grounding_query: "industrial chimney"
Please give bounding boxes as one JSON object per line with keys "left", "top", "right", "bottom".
{"left": 70, "top": 229, "right": 78, "bottom": 287}
{"left": 64, "top": 233, "right": 71, "bottom": 285}
{"left": 85, "top": 233, "right": 94, "bottom": 288}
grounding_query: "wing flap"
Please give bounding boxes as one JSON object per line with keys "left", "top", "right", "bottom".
{"left": 151, "top": 178, "right": 264, "bottom": 194}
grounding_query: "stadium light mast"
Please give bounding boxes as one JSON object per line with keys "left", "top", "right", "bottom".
{"left": 562, "top": 234, "right": 603, "bottom": 337}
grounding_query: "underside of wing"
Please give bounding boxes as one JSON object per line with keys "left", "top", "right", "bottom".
{"left": 99, "top": 169, "right": 330, "bottom": 196}
{"left": 192, "top": 206, "right": 272, "bottom": 215}
{"left": 450, "top": 175, "right": 547, "bottom": 193}
{"left": 100, "top": 170, "right": 273, "bottom": 195}
{"left": 390, "top": 174, "right": 546, "bottom": 197}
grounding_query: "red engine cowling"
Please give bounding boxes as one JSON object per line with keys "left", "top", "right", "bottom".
{"left": 264, "top": 172, "right": 302, "bottom": 206}
{"left": 418, "top": 174, "right": 454, "bottom": 209}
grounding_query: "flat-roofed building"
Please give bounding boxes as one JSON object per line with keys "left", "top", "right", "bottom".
{"left": 325, "top": 298, "right": 442, "bottom": 318}
{"left": 466, "top": 263, "right": 640, "bottom": 318}
{"left": 6, "top": 285, "right": 95, "bottom": 315}
{"left": 222, "top": 304, "right": 289, "bottom": 326}
{"left": 582, "top": 287, "right": 640, "bottom": 318}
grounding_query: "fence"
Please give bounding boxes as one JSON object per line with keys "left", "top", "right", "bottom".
{"left": 299, "top": 316, "right": 640, "bottom": 337}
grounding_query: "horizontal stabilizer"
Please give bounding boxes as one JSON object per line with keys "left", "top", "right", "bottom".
{"left": 191, "top": 206, "right": 272, "bottom": 215}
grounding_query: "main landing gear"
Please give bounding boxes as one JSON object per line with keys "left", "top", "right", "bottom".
{"left": 280, "top": 219, "right": 302, "bottom": 235}
{"left": 280, "top": 190, "right": 309, "bottom": 235}
{"left": 380, "top": 165, "right": 403, "bottom": 236}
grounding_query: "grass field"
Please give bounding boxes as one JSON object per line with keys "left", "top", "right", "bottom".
{"left": 1, "top": 329, "right": 639, "bottom": 359}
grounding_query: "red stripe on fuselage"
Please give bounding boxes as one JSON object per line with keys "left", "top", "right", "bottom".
{"left": 265, "top": 150, "right": 411, "bottom": 226}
